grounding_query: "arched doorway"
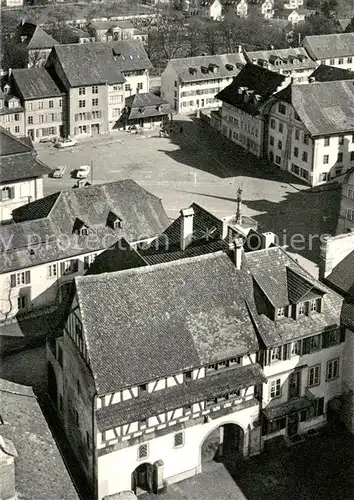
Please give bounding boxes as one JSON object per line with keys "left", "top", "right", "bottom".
{"left": 47, "top": 362, "right": 57, "bottom": 406}
{"left": 201, "top": 423, "right": 244, "bottom": 468}
{"left": 131, "top": 463, "right": 155, "bottom": 494}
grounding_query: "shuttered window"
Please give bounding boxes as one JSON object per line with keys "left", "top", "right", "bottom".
{"left": 10, "top": 270, "right": 30, "bottom": 287}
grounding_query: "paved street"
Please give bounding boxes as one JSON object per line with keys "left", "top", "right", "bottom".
{"left": 142, "top": 426, "right": 354, "bottom": 500}
{"left": 37, "top": 116, "right": 341, "bottom": 275}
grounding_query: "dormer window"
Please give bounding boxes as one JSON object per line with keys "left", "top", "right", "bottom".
{"left": 139, "top": 107, "right": 145, "bottom": 113}
{"left": 107, "top": 211, "right": 122, "bottom": 229}
{"left": 298, "top": 302, "right": 305, "bottom": 315}
{"left": 270, "top": 347, "right": 281, "bottom": 361}
{"left": 21, "top": 36, "right": 27, "bottom": 43}
{"left": 73, "top": 218, "right": 89, "bottom": 236}
{"left": 139, "top": 383, "right": 147, "bottom": 394}
{"left": 310, "top": 299, "right": 318, "bottom": 313}
{"left": 277, "top": 307, "right": 285, "bottom": 318}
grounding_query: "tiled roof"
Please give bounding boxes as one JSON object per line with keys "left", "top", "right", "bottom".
{"left": 0, "top": 379, "right": 79, "bottom": 500}
{"left": 0, "top": 180, "right": 169, "bottom": 273}
{"left": 0, "top": 126, "right": 33, "bottom": 156}
{"left": 50, "top": 44, "right": 127, "bottom": 87}
{"left": 0, "top": 153, "right": 52, "bottom": 184}
{"left": 168, "top": 53, "right": 246, "bottom": 83}
{"left": 289, "top": 81, "right": 354, "bottom": 136}
{"left": 12, "top": 67, "right": 63, "bottom": 99}
{"left": 310, "top": 64, "right": 354, "bottom": 82}
{"left": 216, "top": 63, "right": 287, "bottom": 115}
{"left": 302, "top": 32, "right": 354, "bottom": 61}
{"left": 245, "top": 47, "right": 316, "bottom": 70}
{"left": 75, "top": 252, "right": 260, "bottom": 394}
{"left": 96, "top": 364, "right": 266, "bottom": 430}
{"left": 325, "top": 250, "right": 354, "bottom": 296}
{"left": 342, "top": 301, "right": 354, "bottom": 331}
{"left": 12, "top": 22, "right": 59, "bottom": 49}
{"left": 86, "top": 239, "right": 148, "bottom": 275}
{"left": 245, "top": 247, "right": 343, "bottom": 347}
{"left": 263, "top": 396, "right": 312, "bottom": 420}
{"left": 125, "top": 92, "right": 171, "bottom": 121}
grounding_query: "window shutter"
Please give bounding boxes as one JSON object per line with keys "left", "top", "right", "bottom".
{"left": 60, "top": 262, "right": 65, "bottom": 275}
{"left": 73, "top": 259, "right": 78, "bottom": 272}
{"left": 322, "top": 331, "right": 330, "bottom": 348}
{"left": 340, "top": 327, "right": 346, "bottom": 343}
{"left": 25, "top": 270, "right": 30, "bottom": 284}
{"left": 10, "top": 187, "right": 15, "bottom": 199}
{"left": 302, "top": 337, "right": 310, "bottom": 354}
{"left": 10, "top": 274, "right": 16, "bottom": 288}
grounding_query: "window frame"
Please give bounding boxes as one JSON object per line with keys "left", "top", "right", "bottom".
{"left": 269, "top": 378, "right": 281, "bottom": 398}
{"left": 326, "top": 358, "right": 339, "bottom": 381}
{"left": 308, "top": 364, "right": 321, "bottom": 387}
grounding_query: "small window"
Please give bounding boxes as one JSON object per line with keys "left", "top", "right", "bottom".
{"left": 294, "top": 147, "right": 299, "bottom": 157}
{"left": 270, "top": 118, "right": 276, "bottom": 129}
{"left": 275, "top": 155, "right": 281, "bottom": 165}
{"left": 79, "top": 87, "right": 86, "bottom": 95}
{"left": 303, "top": 134, "right": 309, "bottom": 145}
{"left": 28, "top": 116, "right": 33, "bottom": 125}
{"left": 279, "top": 122, "right": 284, "bottom": 133}
{"left": 277, "top": 307, "right": 285, "bottom": 318}
{"left": 17, "top": 295, "right": 27, "bottom": 310}
{"left": 47, "top": 264, "right": 57, "bottom": 279}
{"left": 310, "top": 299, "right": 318, "bottom": 313}
{"left": 302, "top": 151, "right": 308, "bottom": 162}
{"left": 327, "top": 358, "right": 339, "bottom": 381}
{"left": 270, "top": 346, "right": 281, "bottom": 361}
{"left": 337, "top": 152, "right": 343, "bottom": 163}
{"left": 79, "top": 100, "right": 86, "bottom": 108}
{"left": 310, "top": 334, "right": 321, "bottom": 352}
{"left": 291, "top": 341, "right": 301, "bottom": 356}
{"left": 15, "top": 126, "right": 20, "bottom": 133}
{"left": 324, "top": 137, "right": 330, "bottom": 146}
{"left": 174, "top": 432, "right": 184, "bottom": 448}
{"left": 338, "top": 58, "right": 343, "bottom": 65}
{"left": 270, "top": 378, "right": 281, "bottom": 398}
{"left": 269, "top": 135, "right": 274, "bottom": 146}
{"left": 329, "top": 59, "right": 335, "bottom": 65}
{"left": 278, "top": 102, "right": 286, "bottom": 115}
{"left": 92, "top": 85, "right": 98, "bottom": 94}
{"left": 92, "top": 98, "right": 99, "bottom": 106}
{"left": 295, "top": 129, "right": 300, "bottom": 140}
{"left": 138, "top": 444, "right": 148, "bottom": 459}
{"left": 125, "top": 84, "right": 131, "bottom": 92}
{"left": 348, "top": 57, "right": 353, "bottom": 64}
{"left": 38, "top": 101, "right": 44, "bottom": 109}
{"left": 137, "top": 82, "right": 143, "bottom": 90}
{"left": 49, "top": 100, "right": 54, "bottom": 108}
{"left": 298, "top": 302, "right": 305, "bottom": 315}
{"left": 338, "top": 136, "right": 344, "bottom": 145}
{"left": 347, "top": 209, "right": 354, "bottom": 221}
{"left": 277, "top": 140, "right": 282, "bottom": 150}
{"left": 323, "top": 155, "right": 329, "bottom": 164}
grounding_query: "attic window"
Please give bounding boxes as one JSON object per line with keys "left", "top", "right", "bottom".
{"left": 21, "top": 36, "right": 27, "bottom": 43}
{"left": 189, "top": 67, "right": 197, "bottom": 75}
{"left": 156, "top": 104, "right": 163, "bottom": 112}
{"left": 225, "top": 63, "right": 234, "bottom": 71}
{"left": 201, "top": 66, "right": 209, "bottom": 74}
{"left": 73, "top": 218, "right": 89, "bottom": 236}
{"left": 139, "top": 107, "right": 145, "bottom": 113}
{"left": 277, "top": 307, "right": 285, "bottom": 318}
{"left": 106, "top": 211, "right": 122, "bottom": 229}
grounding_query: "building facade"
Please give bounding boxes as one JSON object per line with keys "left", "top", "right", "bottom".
{"left": 0, "top": 87, "right": 25, "bottom": 137}
{"left": 161, "top": 52, "right": 246, "bottom": 114}
{"left": 261, "top": 0, "right": 274, "bottom": 19}
{"left": 302, "top": 33, "right": 354, "bottom": 71}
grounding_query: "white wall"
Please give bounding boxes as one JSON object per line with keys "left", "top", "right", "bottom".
{"left": 0, "top": 178, "right": 43, "bottom": 222}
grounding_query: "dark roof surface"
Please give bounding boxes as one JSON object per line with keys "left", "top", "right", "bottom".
{"left": 51, "top": 40, "right": 151, "bottom": 87}
{"left": 0, "top": 126, "right": 33, "bottom": 156}
{"left": 303, "top": 32, "right": 354, "bottom": 60}
{"left": 245, "top": 47, "right": 316, "bottom": 70}
{"left": 0, "top": 379, "right": 79, "bottom": 500}
{"left": 0, "top": 180, "right": 169, "bottom": 273}
{"left": 216, "top": 63, "right": 287, "bottom": 115}
{"left": 0, "top": 153, "right": 52, "bottom": 184}
{"left": 126, "top": 92, "right": 170, "bottom": 120}
{"left": 75, "top": 251, "right": 260, "bottom": 394}
{"left": 96, "top": 364, "right": 266, "bottom": 429}
{"left": 86, "top": 239, "right": 148, "bottom": 275}
{"left": 310, "top": 64, "right": 354, "bottom": 82}
{"left": 325, "top": 250, "right": 354, "bottom": 296}
{"left": 12, "top": 22, "right": 59, "bottom": 49}
{"left": 12, "top": 67, "right": 63, "bottom": 99}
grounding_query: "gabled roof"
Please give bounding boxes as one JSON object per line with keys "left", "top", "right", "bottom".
{"left": 168, "top": 53, "right": 246, "bottom": 83}
{"left": 12, "top": 67, "right": 63, "bottom": 100}
{"left": 0, "top": 153, "right": 52, "bottom": 184}
{"left": 274, "top": 80, "right": 354, "bottom": 137}
{"left": 12, "top": 22, "right": 59, "bottom": 49}
{"left": 125, "top": 92, "right": 171, "bottom": 120}
{"left": 0, "top": 126, "right": 33, "bottom": 156}
{"left": 216, "top": 63, "right": 287, "bottom": 115}
{"left": 1, "top": 180, "right": 169, "bottom": 273}
{"left": 86, "top": 239, "right": 148, "bottom": 275}
{"left": 302, "top": 32, "right": 354, "bottom": 61}
{"left": 49, "top": 44, "right": 126, "bottom": 88}
{"left": 325, "top": 250, "right": 354, "bottom": 297}
{"left": 245, "top": 247, "right": 343, "bottom": 347}
{"left": 0, "top": 379, "right": 79, "bottom": 500}
{"left": 245, "top": 47, "right": 316, "bottom": 70}
{"left": 309, "top": 64, "right": 354, "bottom": 82}
{"left": 74, "top": 251, "right": 260, "bottom": 393}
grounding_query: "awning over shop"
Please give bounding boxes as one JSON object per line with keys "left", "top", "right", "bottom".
{"left": 263, "top": 396, "right": 314, "bottom": 421}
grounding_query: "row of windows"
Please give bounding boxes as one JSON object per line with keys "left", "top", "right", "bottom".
{"left": 181, "top": 98, "right": 217, "bottom": 107}
{"left": 27, "top": 99, "right": 62, "bottom": 111}
{"left": 227, "top": 115, "right": 259, "bottom": 138}
{"left": 74, "top": 111, "right": 102, "bottom": 122}
{"left": 323, "top": 152, "right": 354, "bottom": 164}
{"left": 181, "top": 88, "right": 220, "bottom": 98}
{"left": 27, "top": 113, "right": 62, "bottom": 125}
{"left": 326, "top": 57, "right": 353, "bottom": 65}
{"left": 1, "top": 113, "right": 21, "bottom": 122}
{"left": 79, "top": 86, "right": 99, "bottom": 95}
{"left": 264, "top": 397, "right": 324, "bottom": 434}
{"left": 1, "top": 186, "right": 15, "bottom": 201}
{"left": 269, "top": 359, "right": 339, "bottom": 399}
{"left": 180, "top": 78, "right": 232, "bottom": 88}
{"left": 291, "top": 163, "right": 309, "bottom": 180}
{"left": 47, "top": 255, "right": 98, "bottom": 279}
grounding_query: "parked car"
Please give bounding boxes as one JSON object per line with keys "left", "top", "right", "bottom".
{"left": 54, "top": 138, "right": 77, "bottom": 149}
{"left": 76, "top": 165, "right": 90, "bottom": 179}
{"left": 52, "top": 165, "right": 67, "bottom": 178}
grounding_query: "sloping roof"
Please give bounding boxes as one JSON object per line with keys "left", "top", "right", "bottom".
{"left": 169, "top": 53, "right": 246, "bottom": 83}
{"left": 325, "top": 250, "right": 354, "bottom": 296}
{"left": 12, "top": 67, "right": 63, "bottom": 99}
{"left": 216, "top": 63, "right": 287, "bottom": 115}
{"left": 302, "top": 32, "right": 354, "bottom": 61}
{"left": 0, "top": 379, "right": 79, "bottom": 500}
{"left": 245, "top": 47, "right": 316, "bottom": 70}
{"left": 86, "top": 239, "right": 148, "bottom": 275}
{"left": 0, "top": 180, "right": 169, "bottom": 273}
{"left": 0, "top": 126, "right": 33, "bottom": 156}
{"left": 75, "top": 251, "right": 260, "bottom": 394}
{"left": 51, "top": 44, "right": 126, "bottom": 87}
{"left": 125, "top": 92, "right": 170, "bottom": 120}
{"left": 245, "top": 247, "right": 343, "bottom": 347}
{"left": 96, "top": 364, "right": 266, "bottom": 429}
{"left": 279, "top": 80, "right": 354, "bottom": 137}
{"left": 12, "top": 22, "right": 59, "bottom": 49}
{"left": 0, "top": 153, "right": 52, "bottom": 183}
{"left": 310, "top": 64, "right": 354, "bottom": 82}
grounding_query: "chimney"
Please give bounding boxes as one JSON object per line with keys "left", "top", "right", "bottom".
{"left": 180, "top": 207, "right": 194, "bottom": 251}
{"left": 234, "top": 237, "right": 244, "bottom": 270}
{"left": 221, "top": 217, "right": 229, "bottom": 240}
{"left": 0, "top": 435, "right": 18, "bottom": 500}
{"left": 261, "top": 231, "right": 277, "bottom": 249}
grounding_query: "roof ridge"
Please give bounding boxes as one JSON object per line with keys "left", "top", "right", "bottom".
{"left": 76, "top": 250, "right": 228, "bottom": 284}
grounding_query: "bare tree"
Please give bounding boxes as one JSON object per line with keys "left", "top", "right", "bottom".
{"left": 0, "top": 278, "right": 14, "bottom": 323}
